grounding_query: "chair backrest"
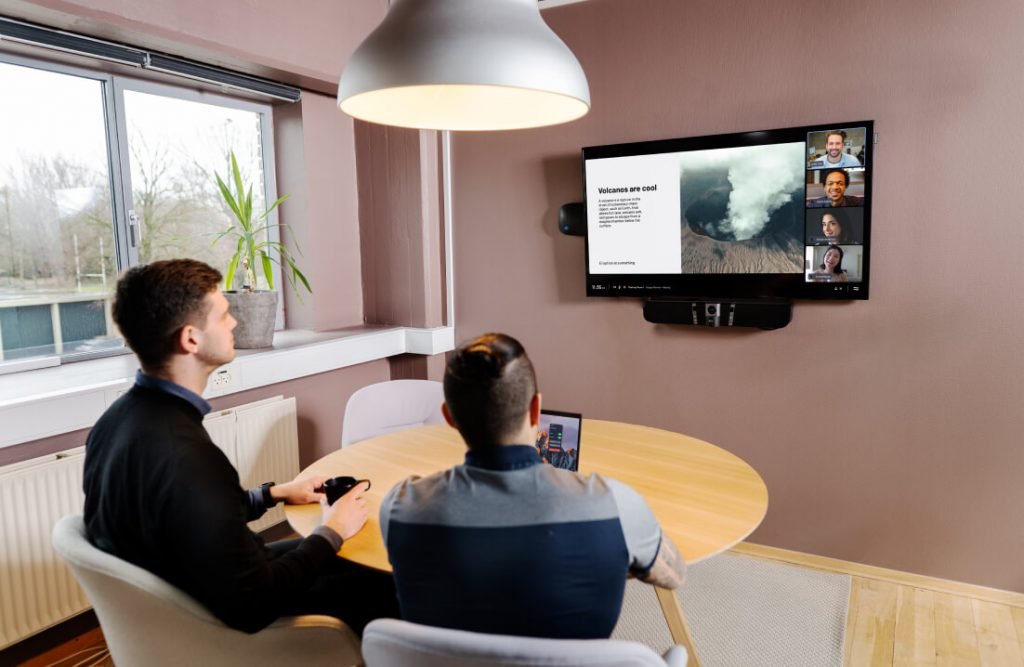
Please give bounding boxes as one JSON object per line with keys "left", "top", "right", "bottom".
{"left": 341, "top": 379, "right": 445, "bottom": 447}
{"left": 51, "top": 515, "right": 360, "bottom": 667}
{"left": 362, "top": 618, "right": 687, "bottom": 667}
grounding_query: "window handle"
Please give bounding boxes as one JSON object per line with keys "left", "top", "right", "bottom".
{"left": 128, "top": 210, "right": 141, "bottom": 248}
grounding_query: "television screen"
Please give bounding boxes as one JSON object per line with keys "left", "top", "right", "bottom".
{"left": 583, "top": 121, "right": 873, "bottom": 300}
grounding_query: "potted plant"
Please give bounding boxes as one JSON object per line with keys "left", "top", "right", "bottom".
{"left": 213, "top": 151, "right": 310, "bottom": 348}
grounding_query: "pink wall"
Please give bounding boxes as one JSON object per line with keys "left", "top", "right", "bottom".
{"left": 356, "top": 124, "right": 446, "bottom": 328}
{"left": 275, "top": 92, "right": 365, "bottom": 331}
{"left": 450, "top": 0, "right": 1024, "bottom": 591}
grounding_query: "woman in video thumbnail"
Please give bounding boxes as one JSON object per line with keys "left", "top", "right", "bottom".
{"left": 820, "top": 211, "right": 849, "bottom": 244}
{"left": 813, "top": 245, "right": 848, "bottom": 282}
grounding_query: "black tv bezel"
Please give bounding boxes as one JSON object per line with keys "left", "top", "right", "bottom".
{"left": 582, "top": 120, "right": 874, "bottom": 301}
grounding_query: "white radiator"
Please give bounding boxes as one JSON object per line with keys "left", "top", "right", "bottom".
{"left": 0, "top": 395, "right": 300, "bottom": 649}
{"left": 0, "top": 449, "right": 89, "bottom": 650}
{"left": 205, "top": 396, "right": 301, "bottom": 533}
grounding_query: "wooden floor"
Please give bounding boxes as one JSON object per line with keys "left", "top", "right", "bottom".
{"left": 734, "top": 543, "right": 1024, "bottom": 666}
{"left": 16, "top": 626, "right": 111, "bottom": 667}
{"left": 16, "top": 543, "right": 1024, "bottom": 667}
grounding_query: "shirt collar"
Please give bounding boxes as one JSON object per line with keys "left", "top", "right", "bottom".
{"left": 464, "top": 444, "right": 542, "bottom": 471}
{"left": 135, "top": 370, "right": 212, "bottom": 416}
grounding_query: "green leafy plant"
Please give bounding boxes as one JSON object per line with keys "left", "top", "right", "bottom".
{"left": 212, "top": 151, "right": 311, "bottom": 296}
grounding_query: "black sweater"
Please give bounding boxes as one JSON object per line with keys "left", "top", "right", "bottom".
{"left": 83, "top": 384, "right": 335, "bottom": 632}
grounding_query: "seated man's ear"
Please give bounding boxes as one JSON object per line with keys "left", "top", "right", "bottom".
{"left": 529, "top": 393, "right": 542, "bottom": 427}
{"left": 441, "top": 402, "right": 457, "bottom": 429}
{"left": 178, "top": 324, "right": 199, "bottom": 355}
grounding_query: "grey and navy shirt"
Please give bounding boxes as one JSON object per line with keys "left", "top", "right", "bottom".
{"left": 379, "top": 444, "right": 665, "bottom": 639}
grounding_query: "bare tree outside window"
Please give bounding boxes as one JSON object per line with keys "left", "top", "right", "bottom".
{"left": 123, "top": 90, "right": 268, "bottom": 278}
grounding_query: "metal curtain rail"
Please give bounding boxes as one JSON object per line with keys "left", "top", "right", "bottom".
{"left": 0, "top": 16, "right": 300, "bottom": 102}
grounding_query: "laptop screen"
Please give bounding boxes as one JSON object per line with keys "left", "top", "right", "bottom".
{"left": 536, "top": 410, "right": 583, "bottom": 472}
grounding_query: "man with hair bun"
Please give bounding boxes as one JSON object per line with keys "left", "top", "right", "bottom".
{"left": 380, "top": 332, "right": 685, "bottom": 639}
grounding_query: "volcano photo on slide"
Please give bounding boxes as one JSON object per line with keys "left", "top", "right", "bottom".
{"left": 679, "top": 142, "right": 805, "bottom": 274}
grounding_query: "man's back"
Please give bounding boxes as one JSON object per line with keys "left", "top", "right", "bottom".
{"left": 380, "top": 445, "right": 663, "bottom": 639}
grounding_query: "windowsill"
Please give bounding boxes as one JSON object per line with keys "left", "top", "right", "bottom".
{"left": 0, "top": 324, "right": 454, "bottom": 449}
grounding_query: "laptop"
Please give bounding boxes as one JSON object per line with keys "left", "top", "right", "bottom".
{"left": 536, "top": 409, "right": 583, "bottom": 472}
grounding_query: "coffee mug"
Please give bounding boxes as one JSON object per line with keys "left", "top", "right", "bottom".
{"left": 323, "top": 476, "right": 371, "bottom": 505}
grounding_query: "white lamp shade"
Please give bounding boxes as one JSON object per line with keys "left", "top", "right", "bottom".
{"left": 338, "top": 0, "right": 591, "bottom": 131}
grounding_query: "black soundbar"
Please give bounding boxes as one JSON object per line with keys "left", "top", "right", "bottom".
{"left": 643, "top": 299, "right": 792, "bottom": 330}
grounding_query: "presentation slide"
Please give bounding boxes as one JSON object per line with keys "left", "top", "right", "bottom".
{"left": 586, "top": 152, "right": 682, "bottom": 274}
{"left": 587, "top": 142, "right": 806, "bottom": 276}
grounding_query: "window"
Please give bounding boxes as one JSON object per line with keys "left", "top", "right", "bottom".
{"left": 120, "top": 86, "right": 273, "bottom": 270}
{"left": 0, "top": 54, "right": 280, "bottom": 368}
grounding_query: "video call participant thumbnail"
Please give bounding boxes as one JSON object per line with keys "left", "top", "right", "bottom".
{"left": 806, "top": 208, "right": 863, "bottom": 245}
{"left": 807, "top": 169, "right": 864, "bottom": 208}
{"left": 808, "top": 129, "right": 863, "bottom": 169}
{"left": 806, "top": 245, "right": 863, "bottom": 283}
{"left": 810, "top": 245, "right": 848, "bottom": 282}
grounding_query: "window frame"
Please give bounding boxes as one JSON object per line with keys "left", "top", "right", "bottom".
{"left": 0, "top": 51, "right": 286, "bottom": 371}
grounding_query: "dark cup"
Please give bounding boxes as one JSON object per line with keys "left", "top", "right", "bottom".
{"left": 323, "top": 476, "right": 371, "bottom": 505}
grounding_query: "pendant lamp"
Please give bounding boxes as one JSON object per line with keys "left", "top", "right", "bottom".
{"left": 338, "top": 0, "right": 591, "bottom": 131}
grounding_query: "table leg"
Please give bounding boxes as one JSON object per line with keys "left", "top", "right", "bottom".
{"left": 654, "top": 585, "right": 701, "bottom": 667}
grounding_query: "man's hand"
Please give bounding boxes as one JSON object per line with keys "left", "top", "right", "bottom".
{"left": 323, "top": 482, "right": 369, "bottom": 541}
{"left": 638, "top": 535, "right": 686, "bottom": 589}
{"left": 271, "top": 475, "right": 327, "bottom": 505}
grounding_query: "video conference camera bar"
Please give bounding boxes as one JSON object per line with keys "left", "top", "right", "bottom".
{"left": 643, "top": 298, "right": 793, "bottom": 330}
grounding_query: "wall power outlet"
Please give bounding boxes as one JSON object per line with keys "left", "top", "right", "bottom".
{"left": 207, "top": 367, "right": 238, "bottom": 397}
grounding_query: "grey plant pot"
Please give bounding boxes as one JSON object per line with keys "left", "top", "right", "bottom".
{"left": 223, "top": 290, "right": 278, "bottom": 349}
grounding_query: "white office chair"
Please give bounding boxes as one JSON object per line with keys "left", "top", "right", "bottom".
{"left": 341, "top": 379, "right": 445, "bottom": 447}
{"left": 51, "top": 515, "right": 362, "bottom": 667}
{"left": 362, "top": 618, "right": 688, "bottom": 667}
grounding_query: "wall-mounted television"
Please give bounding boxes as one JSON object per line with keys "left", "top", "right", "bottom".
{"left": 583, "top": 121, "right": 874, "bottom": 300}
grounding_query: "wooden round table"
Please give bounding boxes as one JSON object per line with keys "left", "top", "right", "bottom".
{"left": 285, "top": 420, "right": 768, "bottom": 666}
